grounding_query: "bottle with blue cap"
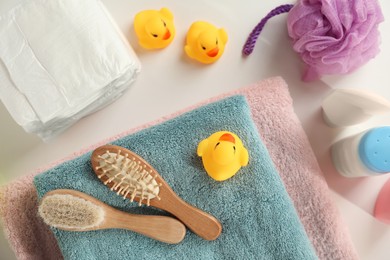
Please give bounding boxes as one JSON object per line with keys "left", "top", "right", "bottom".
{"left": 332, "top": 126, "right": 390, "bottom": 177}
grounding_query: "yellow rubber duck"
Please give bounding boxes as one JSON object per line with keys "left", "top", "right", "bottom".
{"left": 185, "top": 21, "right": 228, "bottom": 64}
{"left": 134, "top": 8, "right": 175, "bottom": 49}
{"left": 197, "top": 131, "right": 249, "bottom": 181}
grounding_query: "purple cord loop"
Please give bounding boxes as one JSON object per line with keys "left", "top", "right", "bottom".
{"left": 242, "top": 4, "right": 294, "bottom": 56}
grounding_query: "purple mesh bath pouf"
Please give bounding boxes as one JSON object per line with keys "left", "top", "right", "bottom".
{"left": 242, "top": 1, "right": 384, "bottom": 82}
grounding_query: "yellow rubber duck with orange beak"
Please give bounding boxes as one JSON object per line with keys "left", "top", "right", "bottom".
{"left": 134, "top": 8, "right": 175, "bottom": 49}
{"left": 185, "top": 21, "right": 228, "bottom": 64}
{"left": 197, "top": 131, "right": 249, "bottom": 181}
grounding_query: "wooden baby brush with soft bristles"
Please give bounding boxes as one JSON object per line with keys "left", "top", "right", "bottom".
{"left": 91, "top": 144, "right": 222, "bottom": 241}
{"left": 38, "top": 189, "right": 186, "bottom": 244}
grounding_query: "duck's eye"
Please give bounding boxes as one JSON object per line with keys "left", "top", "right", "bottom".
{"left": 151, "top": 33, "right": 158, "bottom": 38}
{"left": 216, "top": 39, "right": 218, "bottom": 45}
{"left": 214, "top": 142, "right": 220, "bottom": 149}
{"left": 233, "top": 146, "right": 236, "bottom": 153}
{"left": 162, "top": 20, "right": 166, "bottom": 27}
{"left": 201, "top": 45, "right": 206, "bottom": 50}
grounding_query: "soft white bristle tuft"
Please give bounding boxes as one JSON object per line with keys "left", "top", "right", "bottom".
{"left": 38, "top": 194, "right": 105, "bottom": 230}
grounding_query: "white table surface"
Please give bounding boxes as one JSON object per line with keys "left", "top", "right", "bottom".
{"left": 1, "top": 0, "right": 390, "bottom": 259}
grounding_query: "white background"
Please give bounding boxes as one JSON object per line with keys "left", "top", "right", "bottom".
{"left": 1, "top": 0, "right": 390, "bottom": 259}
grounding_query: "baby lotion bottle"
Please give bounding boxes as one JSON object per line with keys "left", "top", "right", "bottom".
{"left": 332, "top": 126, "right": 390, "bottom": 177}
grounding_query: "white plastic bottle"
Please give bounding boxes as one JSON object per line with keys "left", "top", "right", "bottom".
{"left": 322, "top": 89, "right": 390, "bottom": 127}
{"left": 332, "top": 126, "right": 390, "bottom": 177}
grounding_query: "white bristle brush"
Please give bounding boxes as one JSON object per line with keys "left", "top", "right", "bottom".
{"left": 91, "top": 144, "right": 222, "bottom": 241}
{"left": 38, "top": 189, "right": 186, "bottom": 244}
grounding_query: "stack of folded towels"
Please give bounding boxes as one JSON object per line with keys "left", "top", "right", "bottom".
{"left": 0, "top": 77, "right": 359, "bottom": 259}
{"left": 0, "top": 0, "right": 141, "bottom": 140}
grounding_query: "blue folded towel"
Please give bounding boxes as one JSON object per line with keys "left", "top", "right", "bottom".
{"left": 34, "top": 95, "right": 317, "bottom": 260}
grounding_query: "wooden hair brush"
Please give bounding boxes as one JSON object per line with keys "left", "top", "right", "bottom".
{"left": 38, "top": 189, "right": 186, "bottom": 244}
{"left": 91, "top": 144, "right": 222, "bottom": 240}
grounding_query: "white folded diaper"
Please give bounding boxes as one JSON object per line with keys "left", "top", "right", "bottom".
{"left": 0, "top": 0, "right": 141, "bottom": 140}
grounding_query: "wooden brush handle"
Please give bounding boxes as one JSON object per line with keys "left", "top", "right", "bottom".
{"left": 106, "top": 208, "right": 186, "bottom": 244}
{"left": 158, "top": 196, "right": 222, "bottom": 241}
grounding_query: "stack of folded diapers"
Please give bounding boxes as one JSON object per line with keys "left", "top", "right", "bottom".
{"left": 0, "top": 0, "right": 141, "bottom": 140}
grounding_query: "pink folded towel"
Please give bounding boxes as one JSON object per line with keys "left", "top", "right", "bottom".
{"left": 0, "top": 77, "right": 358, "bottom": 260}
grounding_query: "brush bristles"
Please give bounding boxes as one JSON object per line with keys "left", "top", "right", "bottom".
{"left": 38, "top": 194, "right": 104, "bottom": 230}
{"left": 96, "top": 150, "right": 161, "bottom": 206}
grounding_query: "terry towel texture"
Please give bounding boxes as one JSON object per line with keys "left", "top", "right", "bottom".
{"left": 0, "top": 77, "right": 358, "bottom": 260}
{"left": 0, "top": 0, "right": 141, "bottom": 140}
{"left": 33, "top": 95, "right": 317, "bottom": 259}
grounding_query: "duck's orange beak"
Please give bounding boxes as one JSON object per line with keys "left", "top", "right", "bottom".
{"left": 207, "top": 47, "right": 219, "bottom": 57}
{"left": 163, "top": 29, "right": 171, "bottom": 40}
{"left": 219, "top": 133, "right": 235, "bottom": 144}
